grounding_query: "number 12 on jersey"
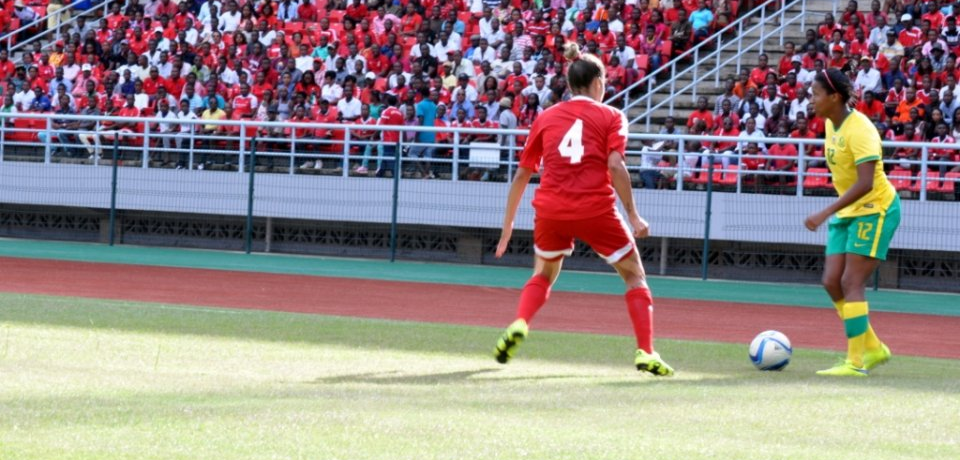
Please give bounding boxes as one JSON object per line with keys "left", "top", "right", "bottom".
{"left": 559, "top": 119, "right": 585, "bottom": 164}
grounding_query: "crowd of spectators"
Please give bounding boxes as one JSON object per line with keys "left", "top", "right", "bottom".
{"left": 638, "top": 0, "right": 960, "bottom": 193}
{"left": 0, "top": 0, "right": 738, "bottom": 176}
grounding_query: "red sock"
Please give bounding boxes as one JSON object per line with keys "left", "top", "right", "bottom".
{"left": 515, "top": 275, "right": 552, "bottom": 323}
{"left": 626, "top": 287, "right": 654, "bottom": 353}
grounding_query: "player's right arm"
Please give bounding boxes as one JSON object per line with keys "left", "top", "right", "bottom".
{"left": 496, "top": 116, "right": 545, "bottom": 258}
{"left": 608, "top": 153, "right": 649, "bottom": 239}
{"left": 495, "top": 166, "right": 534, "bottom": 258}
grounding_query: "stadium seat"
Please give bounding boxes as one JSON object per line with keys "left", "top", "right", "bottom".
{"left": 635, "top": 54, "right": 650, "bottom": 72}
{"left": 659, "top": 40, "right": 672, "bottom": 62}
{"left": 6, "top": 118, "right": 38, "bottom": 143}
{"left": 328, "top": 10, "right": 345, "bottom": 23}
{"left": 887, "top": 169, "right": 913, "bottom": 191}
{"left": 284, "top": 22, "right": 303, "bottom": 34}
{"left": 718, "top": 165, "right": 738, "bottom": 186}
{"left": 909, "top": 171, "right": 941, "bottom": 193}
{"left": 941, "top": 172, "right": 960, "bottom": 194}
{"left": 803, "top": 167, "right": 831, "bottom": 189}
{"left": 688, "top": 170, "right": 708, "bottom": 185}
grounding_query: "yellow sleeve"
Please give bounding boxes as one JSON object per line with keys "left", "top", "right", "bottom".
{"left": 851, "top": 115, "right": 882, "bottom": 165}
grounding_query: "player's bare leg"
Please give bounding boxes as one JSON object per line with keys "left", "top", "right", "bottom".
{"left": 494, "top": 257, "right": 564, "bottom": 364}
{"left": 614, "top": 250, "right": 674, "bottom": 376}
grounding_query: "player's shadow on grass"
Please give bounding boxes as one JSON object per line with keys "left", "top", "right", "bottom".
{"left": 311, "top": 369, "right": 587, "bottom": 385}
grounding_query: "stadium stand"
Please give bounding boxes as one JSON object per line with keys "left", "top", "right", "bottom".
{"left": 0, "top": 0, "right": 958, "bottom": 199}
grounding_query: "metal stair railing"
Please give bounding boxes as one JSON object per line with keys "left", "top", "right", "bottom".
{"left": 1, "top": 0, "right": 111, "bottom": 58}
{"left": 606, "top": 0, "right": 807, "bottom": 131}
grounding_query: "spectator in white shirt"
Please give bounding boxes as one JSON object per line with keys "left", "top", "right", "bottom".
{"left": 345, "top": 44, "right": 367, "bottom": 74}
{"left": 276, "top": 0, "right": 299, "bottom": 21}
{"left": 854, "top": 56, "right": 882, "bottom": 94}
{"left": 197, "top": 0, "right": 223, "bottom": 27}
{"left": 61, "top": 55, "right": 81, "bottom": 82}
{"left": 337, "top": 79, "right": 362, "bottom": 121}
{"left": 788, "top": 88, "right": 811, "bottom": 122}
{"left": 738, "top": 117, "right": 768, "bottom": 155}
{"left": 478, "top": 8, "right": 495, "bottom": 37}
{"left": 321, "top": 71, "right": 343, "bottom": 104}
{"left": 154, "top": 99, "right": 179, "bottom": 155}
{"left": 470, "top": 37, "right": 497, "bottom": 64}
{"left": 482, "top": 18, "right": 506, "bottom": 48}
{"left": 522, "top": 75, "right": 552, "bottom": 108}
{"left": 218, "top": 2, "right": 241, "bottom": 33}
{"left": 295, "top": 43, "right": 314, "bottom": 72}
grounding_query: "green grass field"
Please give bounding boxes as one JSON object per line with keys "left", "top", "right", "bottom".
{"left": 1, "top": 293, "right": 959, "bottom": 460}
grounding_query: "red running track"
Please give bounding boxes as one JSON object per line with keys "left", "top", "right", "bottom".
{"left": 0, "top": 257, "right": 957, "bottom": 359}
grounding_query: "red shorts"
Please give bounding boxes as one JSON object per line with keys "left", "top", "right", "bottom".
{"left": 533, "top": 209, "right": 635, "bottom": 264}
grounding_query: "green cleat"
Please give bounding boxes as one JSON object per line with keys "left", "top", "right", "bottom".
{"left": 863, "top": 343, "right": 891, "bottom": 371}
{"left": 494, "top": 319, "right": 528, "bottom": 364}
{"left": 634, "top": 349, "right": 674, "bottom": 376}
{"left": 816, "top": 360, "right": 869, "bottom": 377}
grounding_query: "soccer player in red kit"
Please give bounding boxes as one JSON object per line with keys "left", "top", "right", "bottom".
{"left": 492, "top": 44, "right": 674, "bottom": 376}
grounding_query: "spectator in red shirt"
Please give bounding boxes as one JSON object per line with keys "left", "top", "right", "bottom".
{"left": 688, "top": 96, "right": 715, "bottom": 131}
{"left": 819, "top": 13, "right": 842, "bottom": 40}
{"left": 801, "top": 43, "right": 828, "bottom": 70}
{"left": 891, "top": 121, "right": 921, "bottom": 172}
{"left": 898, "top": 14, "right": 922, "bottom": 49}
{"left": 778, "top": 42, "right": 798, "bottom": 76}
{"left": 714, "top": 98, "right": 741, "bottom": 128}
{"left": 766, "top": 126, "right": 798, "bottom": 187}
{"left": 749, "top": 53, "right": 775, "bottom": 88}
{"left": 297, "top": 0, "right": 319, "bottom": 23}
{"left": 786, "top": 115, "right": 819, "bottom": 165}
{"left": 346, "top": 0, "right": 368, "bottom": 21}
{"left": 856, "top": 90, "right": 885, "bottom": 123}
{"left": 401, "top": 3, "right": 423, "bottom": 37}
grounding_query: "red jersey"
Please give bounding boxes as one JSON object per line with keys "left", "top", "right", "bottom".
{"left": 767, "top": 144, "right": 798, "bottom": 169}
{"left": 520, "top": 96, "right": 628, "bottom": 220}
{"left": 232, "top": 95, "right": 258, "bottom": 116}
{"left": 378, "top": 106, "right": 405, "bottom": 143}
{"left": 687, "top": 109, "right": 714, "bottom": 131}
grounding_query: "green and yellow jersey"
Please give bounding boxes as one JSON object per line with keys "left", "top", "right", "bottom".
{"left": 824, "top": 110, "right": 896, "bottom": 218}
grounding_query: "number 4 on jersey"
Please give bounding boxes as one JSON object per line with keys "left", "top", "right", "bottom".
{"left": 559, "top": 119, "right": 585, "bottom": 164}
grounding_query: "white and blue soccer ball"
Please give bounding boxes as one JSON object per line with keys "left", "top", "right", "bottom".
{"left": 749, "top": 330, "right": 793, "bottom": 371}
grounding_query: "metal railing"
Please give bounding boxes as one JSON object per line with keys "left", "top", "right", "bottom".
{"left": 606, "top": 0, "right": 807, "bottom": 130}
{"left": 1, "top": 0, "right": 111, "bottom": 58}
{"left": 1, "top": 112, "right": 958, "bottom": 200}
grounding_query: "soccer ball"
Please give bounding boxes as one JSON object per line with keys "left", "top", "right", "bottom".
{"left": 749, "top": 330, "right": 793, "bottom": 371}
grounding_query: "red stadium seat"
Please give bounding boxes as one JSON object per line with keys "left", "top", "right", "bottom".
{"left": 941, "top": 172, "right": 960, "bottom": 194}
{"left": 327, "top": 10, "right": 345, "bottom": 23}
{"left": 887, "top": 168, "right": 913, "bottom": 191}
{"left": 909, "top": 171, "right": 941, "bottom": 193}
{"left": 688, "top": 170, "right": 708, "bottom": 185}
{"left": 803, "top": 167, "right": 831, "bottom": 189}
{"left": 7, "top": 118, "right": 38, "bottom": 142}
{"left": 284, "top": 22, "right": 303, "bottom": 34}
{"left": 658, "top": 40, "right": 672, "bottom": 61}
{"left": 718, "top": 165, "right": 738, "bottom": 186}
{"left": 635, "top": 54, "right": 650, "bottom": 72}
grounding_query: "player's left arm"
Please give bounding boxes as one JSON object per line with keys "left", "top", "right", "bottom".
{"left": 607, "top": 110, "right": 649, "bottom": 238}
{"left": 804, "top": 161, "right": 877, "bottom": 231}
